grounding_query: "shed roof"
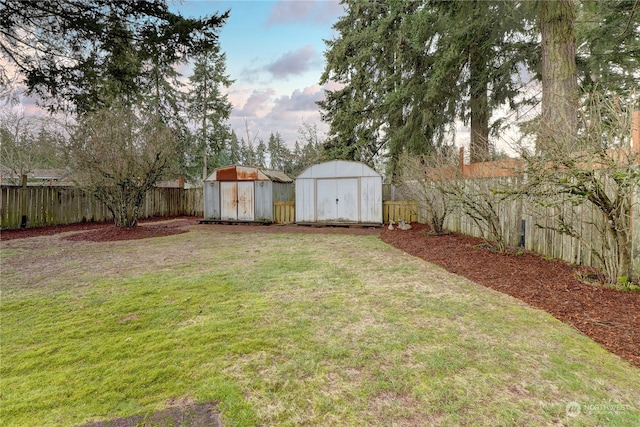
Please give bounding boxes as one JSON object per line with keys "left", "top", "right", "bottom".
{"left": 296, "top": 160, "right": 381, "bottom": 179}
{"left": 205, "top": 165, "right": 293, "bottom": 183}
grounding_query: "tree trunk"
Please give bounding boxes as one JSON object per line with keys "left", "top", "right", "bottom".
{"left": 539, "top": 0, "right": 578, "bottom": 152}
{"left": 466, "top": 0, "right": 490, "bottom": 163}
{"left": 613, "top": 199, "right": 633, "bottom": 282}
{"left": 469, "top": 41, "right": 489, "bottom": 163}
{"left": 617, "top": 226, "right": 632, "bottom": 282}
{"left": 202, "top": 72, "right": 209, "bottom": 181}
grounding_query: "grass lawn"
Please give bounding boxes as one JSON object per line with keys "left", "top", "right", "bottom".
{"left": 1, "top": 225, "right": 639, "bottom": 426}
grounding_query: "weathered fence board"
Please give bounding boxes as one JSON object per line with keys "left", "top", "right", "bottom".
{"left": 1, "top": 186, "right": 204, "bottom": 230}
{"left": 274, "top": 201, "right": 295, "bottom": 224}
{"left": 183, "top": 188, "right": 204, "bottom": 217}
{"left": 386, "top": 175, "right": 639, "bottom": 276}
{"left": 383, "top": 201, "right": 419, "bottom": 224}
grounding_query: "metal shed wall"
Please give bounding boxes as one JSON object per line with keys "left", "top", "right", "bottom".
{"left": 204, "top": 181, "right": 220, "bottom": 219}
{"left": 203, "top": 166, "right": 293, "bottom": 222}
{"left": 295, "top": 160, "right": 382, "bottom": 224}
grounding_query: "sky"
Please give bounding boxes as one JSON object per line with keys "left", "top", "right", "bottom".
{"left": 171, "top": 0, "right": 346, "bottom": 148}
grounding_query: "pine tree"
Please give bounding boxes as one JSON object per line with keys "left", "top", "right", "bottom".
{"left": 576, "top": 0, "right": 640, "bottom": 99}
{"left": 320, "top": 0, "right": 538, "bottom": 172}
{"left": 240, "top": 138, "right": 255, "bottom": 166}
{"left": 227, "top": 131, "right": 242, "bottom": 165}
{"left": 139, "top": 21, "right": 188, "bottom": 126}
{"left": 319, "top": 1, "right": 409, "bottom": 166}
{"left": 539, "top": 0, "right": 578, "bottom": 151}
{"left": 255, "top": 139, "right": 267, "bottom": 168}
{"left": 267, "top": 132, "right": 291, "bottom": 171}
{"left": 186, "top": 46, "right": 234, "bottom": 179}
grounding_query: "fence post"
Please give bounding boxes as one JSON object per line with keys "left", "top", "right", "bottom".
{"left": 20, "top": 174, "right": 28, "bottom": 228}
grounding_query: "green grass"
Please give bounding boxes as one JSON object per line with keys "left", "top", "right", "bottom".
{"left": 1, "top": 227, "right": 639, "bottom": 426}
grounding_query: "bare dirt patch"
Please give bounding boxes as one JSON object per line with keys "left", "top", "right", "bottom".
{"left": 76, "top": 402, "right": 221, "bottom": 427}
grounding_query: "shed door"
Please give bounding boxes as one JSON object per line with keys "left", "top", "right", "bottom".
{"left": 316, "top": 178, "right": 358, "bottom": 222}
{"left": 237, "top": 181, "right": 254, "bottom": 221}
{"left": 220, "top": 181, "right": 254, "bottom": 221}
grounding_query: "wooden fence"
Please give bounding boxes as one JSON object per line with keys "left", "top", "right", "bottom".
{"left": 0, "top": 186, "right": 204, "bottom": 230}
{"left": 386, "top": 173, "right": 640, "bottom": 276}
{"left": 383, "top": 201, "right": 419, "bottom": 224}
{"left": 274, "top": 201, "right": 295, "bottom": 224}
{"left": 3, "top": 174, "right": 638, "bottom": 277}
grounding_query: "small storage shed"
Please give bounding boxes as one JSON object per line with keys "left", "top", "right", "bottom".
{"left": 295, "top": 160, "right": 382, "bottom": 225}
{"left": 203, "top": 165, "right": 293, "bottom": 223}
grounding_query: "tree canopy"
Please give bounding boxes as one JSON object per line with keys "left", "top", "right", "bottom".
{"left": 0, "top": 0, "right": 228, "bottom": 112}
{"left": 320, "top": 0, "right": 640, "bottom": 173}
{"left": 577, "top": 0, "right": 640, "bottom": 98}
{"left": 320, "top": 0, "right": 539, "bottom": 169}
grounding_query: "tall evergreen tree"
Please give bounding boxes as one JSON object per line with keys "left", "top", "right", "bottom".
{"left": 320, "top": 0, "right": 538, "bottom": 172}
{"left": 74, "top": 13, "right": 143, "bottom": 112}
{"left": 319, "top": 1, "right": 409, "bottom": 167}
{"left": 576, "top": 0, "right": 640, "bottom": 99}
{"left": 227, "top": 130, "right": 242, "bottom": 165}
{"left": 139, "top": 21, "right": 188, "bottom": 124}
{"left": 255, "top": 139, "right": 267, "bottom": 168}
{"left": 292, "top": 140, "right": 303, "bottom": 174}
{"left": 240, "top": 138, "right": 255, "bottom": 166}
{"left": 186, "top": 46, "right": 234, "bottom": 179}
{"left": 267, "top": 132, "right": 292, "bottom": 171}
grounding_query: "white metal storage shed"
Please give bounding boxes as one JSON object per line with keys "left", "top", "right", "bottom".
{"left": 203, "top": 165, "right": 293, "bottom": 223}
{"left": 295, "top": 160, "right": 382, "bottom": 225}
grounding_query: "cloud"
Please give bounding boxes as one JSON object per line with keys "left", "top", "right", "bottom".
{"left": 268, "top": 85, "right": 325, "bottom": 120}
{"left": 267, "top": 1, "right": 313, "bottom": 25}
{"left": 267, "top": 0, "right": 344, "bottom": 26}
{"left": 233, "top": 88, "right": 276, "bottom": 118}
{"left": 266, "top": 45, "right": 318, "bottom": 79}
{"left": 226, "top": 84, "right": 329, "bottom": 148}
{"left": 237, "top": 65, "right": 263, "bottom": 85}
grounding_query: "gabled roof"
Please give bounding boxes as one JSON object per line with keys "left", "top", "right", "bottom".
{"left": 205, "top": 165, "right": 293, "bottom": 183}
{"left": 296, "top": 160, "right": 381, "bottom": 179}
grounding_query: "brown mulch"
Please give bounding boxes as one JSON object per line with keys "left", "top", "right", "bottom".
{"left": 2, "top": 217, "right": 638, "bottom": 369}
{"left": 0, "top": 216, "right": 196, "bottom": 242}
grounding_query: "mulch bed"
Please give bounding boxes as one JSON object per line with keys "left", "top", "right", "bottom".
{"left": 2, "top": 217, "right": 638, "bottom": 369}
{"left": 0, "top": 216, "right": 194, "bottom": 242}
